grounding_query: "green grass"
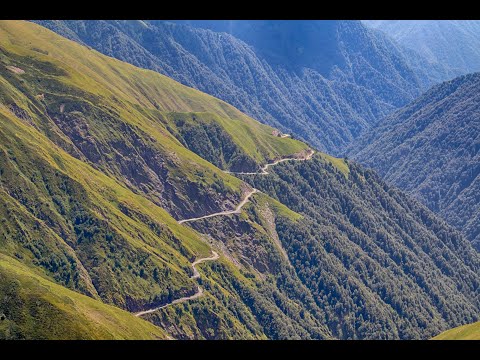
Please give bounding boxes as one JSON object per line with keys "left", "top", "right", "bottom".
{"left": 0, "top": 254, "right": 167, "bottom": 340}
{"left": 0, "top": 20, "right": 323, "bottom": 339}
{"left": 164, "top": 111, "right": 306, "bottom": 169}
{"left": 317, "top": 152, "right": 350, "bottom": 177}
{"left": 0, "top": 104, "right": 214, "bottom": 308}
{"left": 432, "top": 322, "right": 480, "bottom": 340}
{"left": 0, "top": 20, "right": 307, "bottom": 169}
{"left": 0, "top": 20, "right": 310, "bottom": 233}
{"left": 0, "top": 84, "right": 270, "bottom": 339}
{"left": 253, "top": 192, "right": 302, "bottom": 222}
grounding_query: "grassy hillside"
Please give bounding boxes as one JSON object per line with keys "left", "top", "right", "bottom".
{"left": 433, "top": 321, "right": 480, "bottom": 340}
{"left": 1, "top": 20, "right": 305, "bottom": 161}
{"left": 0, "top": 61, "right": 330, "bottom": 339}
{"left": 0, "top": 106, "right": 332, "bottom": 339}
{"left": 0, "top": 100, "right": 211, "bottom": 309}
{"left": 0, "top": 20, "right": 307, "bottom": 220}
{"left": 0, "top": 254, "right": 167, "bottom": 340}
{"left": 0, "top": 20, "right": 333, "bottom": 339}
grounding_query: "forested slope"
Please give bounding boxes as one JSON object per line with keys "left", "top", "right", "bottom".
{"left": 351, "top": 73, "right": 480, "bottom": 249}
{"left": 363, "top": 20, "right": 480, "bottom": 76}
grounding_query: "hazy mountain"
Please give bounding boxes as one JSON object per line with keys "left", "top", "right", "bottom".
{"left": 363, "top": 20, "right": 480, "bottom": 76}
{"left": 0, "top": 21, "right": 478, "bottom": 339}
{"left": 33, "top": 20, "right": 452, "bottom": 155}
{"left": 351, "top": 73, "right": 480, "bottom": 250}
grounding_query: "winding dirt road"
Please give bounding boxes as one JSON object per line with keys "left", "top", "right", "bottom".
{"left": 178, "top": 149, "right": 315, "bottom": 224}
{"left": 224, "top": 148, "right": 315, "bottom": 175}
{"left": 133, "top": 148, "right": 315, "bottom": 336}
{"left": 178, "top": 189, "right": 259, "bottom": 224}
{"left": 135, "top": 251, "right": 219, "bottom": 317}
{"left": 190, "top": 251, "right": 220, "bottom": 279}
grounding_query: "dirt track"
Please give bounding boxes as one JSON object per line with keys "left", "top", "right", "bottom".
{"left": 135, "top": 251, "right": 219, "bottom": 317}
{"left": 224, "top": 149, "right": 315, "bottom": 175}
{"left": 178, "top": 189, "right": 258, "bottom": 224}
{"left": 178, "top": 149, "right": 314, "bottom": 224}
{"left": 135, "top": 148, "right": 315, "bottom": 335}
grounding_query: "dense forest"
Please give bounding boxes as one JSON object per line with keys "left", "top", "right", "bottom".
{"left": 351, "top": 72, "right": 480, "bottom": 250}
{"left": 234, "top": 155, "right": 479, "bottom": 339}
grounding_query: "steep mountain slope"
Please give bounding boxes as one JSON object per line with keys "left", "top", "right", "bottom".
{"left": 433, "top": 321, "right": 480, "bottom": 340}
{"left": 2, "top": 20, "right": 307, "bottom": 220}
{"left": 235, "top": 155, "right": 479, "bottom": 339}
{"left": 351, "top": 73, "right": 480, "bottom": 249}
{"left": 33, "top": 20, "right": 450, "bottom": 155}
{"left": 168, "top": 20, "right": 445, "bottom": 88}
{"left": 0, "top": 21, "right": 478, "bottom": 340}
{"left": 0, "top": 20, "right": 333, "bottom": 340}
{"left": 0, "top": 254, "right": 167, "bottom": 340}
{"left": 363, "top": 20, "right": 480, "bottom": 76}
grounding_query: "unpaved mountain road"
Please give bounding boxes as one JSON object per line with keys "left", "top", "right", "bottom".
{"left": 224, "top": 149, "right": 315, "bottom": 175}
{"left": 135, "top": 251, "right": 219, "bottom": 317}
{"left": 134, "top": 148, "right": 315, "bottom": 332}
{"left": 190, "top": 251, "right": 220, "bottom": 279}
{"left": 178, "top": 189, "right": 259, "bottom": 224}
{"left": 134, "top": 286, "right": 204, "bottom": 317}
{"left": 178, "top": 149, "right": 315, "bottom": 224}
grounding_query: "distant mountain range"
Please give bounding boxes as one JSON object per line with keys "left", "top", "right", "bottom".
{"left": 363, "top": 20, "right": 480, "bottom": 76}
{"left": 1, "top": 21, "right": 478, "bottom": 339}
{"left": 33, "top": 20, "right": 454, "bottom": 155}
{"left": 351, "top": 72, "right": 480, "bottom": 250}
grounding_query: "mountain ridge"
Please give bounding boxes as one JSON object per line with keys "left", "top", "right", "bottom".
{"left": 33, "top": 20, "right": 454, "bottom": 155}
{"left": 350, "top": 72, "right": 480, "bottom": 249}
{"left": 363, "top": 20, "right": 480, "bottom": 76}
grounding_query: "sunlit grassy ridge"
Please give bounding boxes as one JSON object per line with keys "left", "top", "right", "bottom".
{"left": 0, "top": 20, "right": 309, "bottom": 225}
{"left": 433, "top": 321, "right": 480, "bottom": 340}
{"left": 0, "top": 20, "right": 306, "bottom": 164}
{"left": 0, "top": 254, "right": 167, "bottom": 340}
{"left": 0, "top": 20, "right": 328, "bottom": 339}
{"left": 318, "top": 152, "right": 350, "bottom": 177}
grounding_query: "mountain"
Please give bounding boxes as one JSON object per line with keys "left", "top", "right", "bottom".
{"left": 217, "top": 157, "right": 479, "bottom": 339}
{"left": 32, "top": 20, "right": 452, "bottom": 155}
{"left": 0, "top": 254, "right": 168, "bottom": 339}
{"left": 363, "top": 20, "right": 480, "bottom": 76}
{"left": 0, "top": 20, "right": 325, "bottom": 340}
{"left": 350, "top": 73, "right": 480, "bottom": 250}
{"left": 0, "top": 20, "right": 479, "bottom": 339}
{"left": 433, "top": 321, "right": 480, "bottom": 340}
